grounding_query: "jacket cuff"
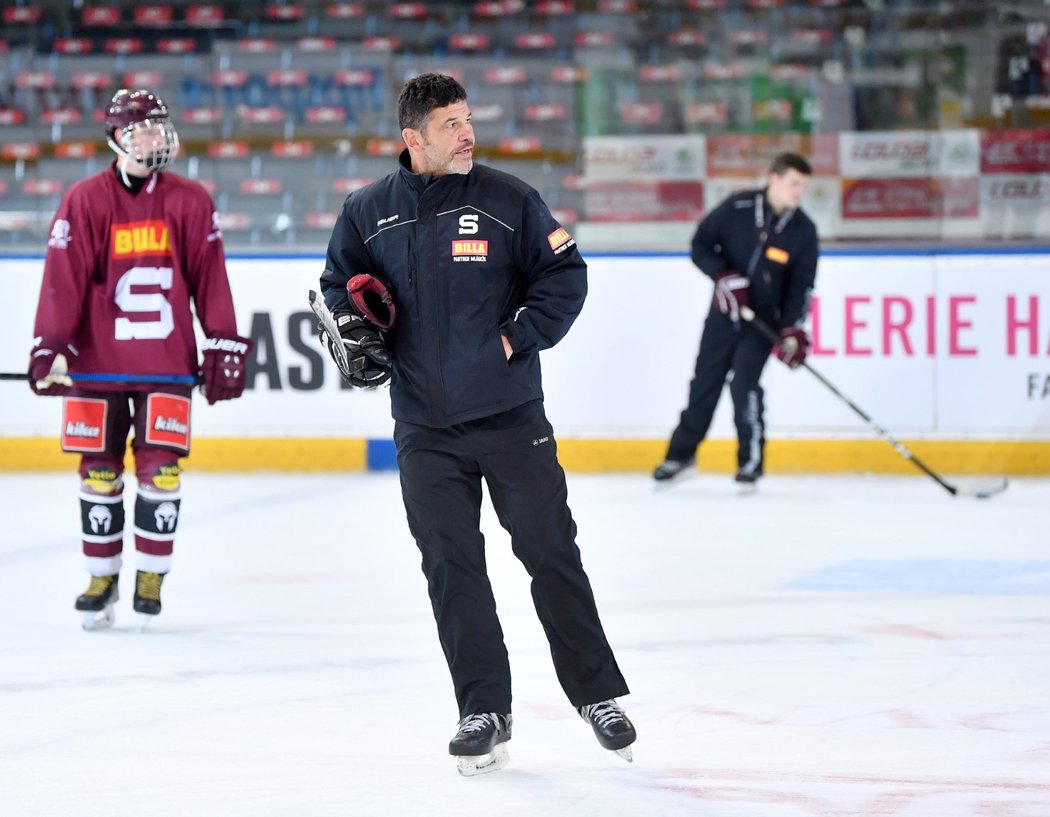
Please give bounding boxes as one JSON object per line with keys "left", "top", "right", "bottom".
{"left": 499, "top": 319, "right": 527, "bottom": 353}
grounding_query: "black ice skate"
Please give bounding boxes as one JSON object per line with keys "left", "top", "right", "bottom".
{"left": 734, "top": 469, "right": 761, "bottom": 494}
{"left": 133, "top": 571, "right": 165, "bottom": 629}
{"left": 448, "top": 712, "right": 512, "bottom": 777}
{"left": 75, "top": 574, "right": 119, "bottom": 631}
{"left": 652, "top": 457, "right": 695, "bottom": 486}
{"left": 578, "top": 699, "right": 636, "bottom": 763}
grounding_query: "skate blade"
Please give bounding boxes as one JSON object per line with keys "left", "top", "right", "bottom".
{"left": 81, "top": 605, "right": 116, "bottom": 632}
{"left": 653, "top": 470, "right": 696, "bottom": 491}
{"left": 455, "top": 743, "right": 509, "bottom": 777}
{"left": 136, "top": 613, "right": 158, "bottom": 633}
{"left": 614, "top": 745, "right": 634, "bottom": 763}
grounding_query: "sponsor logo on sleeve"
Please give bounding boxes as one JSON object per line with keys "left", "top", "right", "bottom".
{"left": 111, "top": 219, "right": 172, "bottom": 258}
{"left": 451, "top": 239, "right": 489, "bottom": 262}
{"left": 48, "top": 219, "right": 72, "bottom": 250}
{"left": 547, "top": 227, "right": 575, "bottom": 254}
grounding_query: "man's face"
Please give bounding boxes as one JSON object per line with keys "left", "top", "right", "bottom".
{"left": 767, "top": 168, "right": 810, "bottom": 213}
{"left": 405, "top": 100, "right": 474, "bottom": 176}
{"left": 117, "top": 120, "right": 178, "bottom": 175}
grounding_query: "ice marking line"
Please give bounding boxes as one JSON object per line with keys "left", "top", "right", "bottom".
{"left": 784, "top": 558, "right": 1050, "bottom": 596}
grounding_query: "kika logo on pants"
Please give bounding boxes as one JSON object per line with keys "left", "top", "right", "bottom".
{"left": 154, "top": 415, "right": 188, "bottom": 435}
{"left": 66, "top": 420, "right": 101, "bottom": 438}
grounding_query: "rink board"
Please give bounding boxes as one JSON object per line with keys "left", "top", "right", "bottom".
{"left": 2, "top": 249, "right": 1049, "bottom": 474}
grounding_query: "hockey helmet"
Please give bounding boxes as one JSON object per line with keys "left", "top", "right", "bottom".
{"left": 105, "top": 88, "right": 180, "bottom": 171}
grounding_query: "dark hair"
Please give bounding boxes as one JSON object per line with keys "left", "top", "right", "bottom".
{"left": 397, "top": 73, "right": 468, "bottom": 131}
{"left": 769, "top": 152, "right": 812, "bottom": 177}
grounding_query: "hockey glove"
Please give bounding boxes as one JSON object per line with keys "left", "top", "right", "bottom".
{"left": 28, "top": 336, "right": 77, "bottom": 396}
{"left": 200, "top": 335, "right": 254, "bottom": 404}
{"left": 713, "top": 271, "right": 750, "bottom": 323}
{"left": 775, "top": 327, "right": 809, "bottom": 370}
{"left": 348, "top": 273, "right": 397, "bottom": 331}
{"left": 320, "top": 311, "right": 392, "bottom": 389}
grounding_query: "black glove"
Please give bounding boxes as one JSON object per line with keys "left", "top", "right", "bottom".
{"left": 320, "top": 311, "right": 392, "bottom": 389}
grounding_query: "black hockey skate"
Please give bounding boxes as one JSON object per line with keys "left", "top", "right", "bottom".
{"left": 75, "top": 574, "right": 119, "bottom": 631}
{"left": 578, "top": 699, "right": 636, "bottom": 763}
{"left": 448, "top": 712, "right": 512, "bottom": 777}
{"left": 734, "top": 469, "right": 761, "bottom": 495}
{"left": 133, "top": 571, "right": 165, "bottom": 629}
{"left": 653, "top": 457, "right": 695, "bottom": 486}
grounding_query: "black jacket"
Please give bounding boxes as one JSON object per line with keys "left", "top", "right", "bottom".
{"left": 691, "top": 187, "right": 818, "bottom": 330}
{"left": 321, "top": 150, "right": 587, "bottom": 428}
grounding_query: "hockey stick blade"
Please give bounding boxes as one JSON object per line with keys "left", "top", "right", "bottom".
{"left": 739, "top": 307, "right": 1008, "bottom": 500}
{"left": 954, "top": 478, "right": 1009, "bottom": 500}
{"left": 1, "top": 371, "right": 201, "bottom": 384}
{"left": 308, "top": 289, "right": 367, "bottom": 378}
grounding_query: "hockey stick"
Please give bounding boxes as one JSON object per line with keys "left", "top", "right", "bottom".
{"left": 307, "top": 289, "right": 367, "bottom": 377}
{"left": 740, "top": 306, "right": 1008, "bottom": 499}
{"left": 1, "top": 372, "right": 201, "bottom": 384}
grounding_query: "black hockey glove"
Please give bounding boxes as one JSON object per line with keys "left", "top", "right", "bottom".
{"left": 319, "top": 311, "right": 392, "bottom": 389}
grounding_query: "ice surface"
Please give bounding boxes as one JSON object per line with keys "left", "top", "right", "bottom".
{"left": 2, "top": 471, "right": 1048, "bottom": 816}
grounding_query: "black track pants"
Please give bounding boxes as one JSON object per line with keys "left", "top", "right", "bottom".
{"left": 394, "top": 399, "right": 629, "bottom": 718}
{"left": 667, "top": 313, "right": 775, "bottom": 475}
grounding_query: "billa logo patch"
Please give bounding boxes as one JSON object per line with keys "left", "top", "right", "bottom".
{"left": 451, "top": 239, "right": 488, "bottom": 262}
{"left": 112, "top": 219, "right": 172, "bottom": 258}
{"left": 145, "top": 393, "right": 191, "bottom": 451}
{"left": 765, "top": 246, "right": 789, "bottom": 264}
{"left": 452, "top": 240, "right": 488, "bottom": 256}
{"left": 62, "top": 397, "right": 108, "bottom": 453}
{"left": 547, "top": 228, "right": 572, "bottom": 250}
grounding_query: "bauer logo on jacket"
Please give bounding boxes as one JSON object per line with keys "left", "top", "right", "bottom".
{"left": 111, "top": 219, "right": 172, "bottom": 258}
{"left": 451, "top": 239, "right": 488, "bottom": 262}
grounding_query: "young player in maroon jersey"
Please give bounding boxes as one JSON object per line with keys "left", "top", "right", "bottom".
{"left": 27, "top": 88, "right": 253, "bottom": 630}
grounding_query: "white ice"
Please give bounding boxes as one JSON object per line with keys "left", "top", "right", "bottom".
{"left": 2, "top": 471, "right": 1048, "bottom": 817}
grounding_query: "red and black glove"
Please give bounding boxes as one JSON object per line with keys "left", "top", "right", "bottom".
{"left": 28, "top": 336, "right": 77, "bottom": 396}
{"left": 775, "top": 327, "right": 809, "bottom": 369}
{"left": 319, "top": 273, "right": 397, "bottom": 390}
{"left": 713, "top": 271, "right": 750, "bottom": 322}
{"left": 200, "top": 335, "right": 253, "bottom": 404}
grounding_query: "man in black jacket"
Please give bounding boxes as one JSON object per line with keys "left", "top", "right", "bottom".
{"left": 319, "top": 73, "right": 633, "bottom": 776}
{"left": 654, "top": 152, "right": 818, "bottom": 488}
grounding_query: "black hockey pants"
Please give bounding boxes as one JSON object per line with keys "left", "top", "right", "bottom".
{"left": 667, "top": 312, "right": 776, "bottom": 476}
{"left": 394, "top": 399, "right": 629, "bottom": 719}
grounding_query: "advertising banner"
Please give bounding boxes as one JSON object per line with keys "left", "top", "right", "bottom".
{"left": 582, "top": 134, "right": 706, "bottom": 181}
{"left": 2, "top": 253, "right": 1048, "bottom": 440}
{"left": 839, "top": 130, "right": 981, "bottom": 178}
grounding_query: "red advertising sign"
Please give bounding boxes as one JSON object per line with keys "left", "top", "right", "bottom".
{"left": 980, "top": 129, "right": 1050, "bottom": 174}
{"left": 707, "top": 134, "right": 839, "bottom": 177}
{"left": 841, "top": 178, "right": 979, "bottom": 219}
{"left": 584, "top": 181, "right": 703, "bottom": 222}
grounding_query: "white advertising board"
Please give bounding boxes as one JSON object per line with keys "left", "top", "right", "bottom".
{"left": 2, "top": 252, "right": 1048, "bottom": 440}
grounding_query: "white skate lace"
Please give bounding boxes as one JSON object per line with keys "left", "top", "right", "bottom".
{"left": 579, "top": 700, "right": 626, "bottom": 728}
{"left": 458, "top": 713, "right": 502, "bottom": 734}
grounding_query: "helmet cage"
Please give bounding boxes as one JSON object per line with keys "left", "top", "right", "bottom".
{"left": 108, "top": 118, "right": 180, "bottom": 172}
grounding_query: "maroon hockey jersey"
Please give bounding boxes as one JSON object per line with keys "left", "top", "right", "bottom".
{"left": 33, "top": 165, "right": 240, "bottom": 390}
